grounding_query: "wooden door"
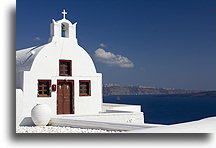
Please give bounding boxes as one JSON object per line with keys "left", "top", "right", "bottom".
{"left": 57, "top": 81, "right": 74, "bottom": 114}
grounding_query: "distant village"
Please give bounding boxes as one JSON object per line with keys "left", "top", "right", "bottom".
{"left": 103, "top": 84, "right": 214, "bottom": 96}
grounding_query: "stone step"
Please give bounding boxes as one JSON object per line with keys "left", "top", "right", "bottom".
{"left": 50, "top": 118, "right": 159, "bottom": 131}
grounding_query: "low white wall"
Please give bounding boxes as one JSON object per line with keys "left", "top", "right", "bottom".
{"left": 102, "top": 103, "right": 141, "bottom": 112}
{"left": 127, "top": 117, "right": 216, "bottom": 133}
{"left": 50, "top": 117, "right": 151, "bottom": 131}
{"left": 57, "top": 112, "right": 144, "bottom": 124}
{"left": 18, "top": 111, "right": 144, "bottom": 127}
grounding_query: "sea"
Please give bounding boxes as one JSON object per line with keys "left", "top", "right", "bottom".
{"left": 103, "top": 95, "right": 216, "bottom": 125}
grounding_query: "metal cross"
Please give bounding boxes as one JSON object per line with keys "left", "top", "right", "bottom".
{"left": 62, "top": 9, "right": 67, "bottom": 19}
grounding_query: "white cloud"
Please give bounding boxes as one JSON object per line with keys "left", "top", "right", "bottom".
{"left": 33, "top": 37, "right": 41, "bottom": 41}
{"left": 99, "top": 43, "right": 107, "bottom": 47}
{"left": 94, "top": 48, "right": 134, "bottom": 68}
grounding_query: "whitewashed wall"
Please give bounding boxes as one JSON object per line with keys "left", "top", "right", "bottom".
{"left": 52, "top": 112, "right": 144, "bottom": 125}
{"left": 17, "top": 34, "right": 103, "bottom": 124}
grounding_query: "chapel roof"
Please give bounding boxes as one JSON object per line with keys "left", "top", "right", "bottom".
{"left": 16, "top": 45, "right": 45, "bottom": 73}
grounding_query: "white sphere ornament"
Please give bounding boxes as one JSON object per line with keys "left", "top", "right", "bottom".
{"left": 31, "top": 104, "right": 51, "bottom": 126}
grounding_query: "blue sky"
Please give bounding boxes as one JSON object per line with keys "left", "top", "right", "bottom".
{"left": 16, "top": 0, "right": 215, "bottom": 90}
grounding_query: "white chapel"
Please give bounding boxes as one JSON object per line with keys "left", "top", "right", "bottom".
{"left": 16, "top": 10, "right": 144, "bottom": 126}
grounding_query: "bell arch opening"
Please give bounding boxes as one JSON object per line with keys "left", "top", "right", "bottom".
{"left": 61, "top": 23, "right": 69, "bottom": 38}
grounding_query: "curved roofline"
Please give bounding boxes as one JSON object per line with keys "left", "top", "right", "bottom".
{"left": 16, "top": 44, "right": 46, "bottom": 73}
{"left": 55, "top": 18, "right": 77, "bottom": 26}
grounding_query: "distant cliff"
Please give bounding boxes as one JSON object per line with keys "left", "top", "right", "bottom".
{"left": 103, "top": 84, "right": 213, "bottom": 96}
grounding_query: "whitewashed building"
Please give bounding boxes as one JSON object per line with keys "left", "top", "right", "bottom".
{"left": 16, "top": 10, "right": 144, "bottom": 126}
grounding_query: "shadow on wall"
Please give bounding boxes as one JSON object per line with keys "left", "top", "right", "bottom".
{"left": 19, "top": 117, "right": 34, "bottom": 126}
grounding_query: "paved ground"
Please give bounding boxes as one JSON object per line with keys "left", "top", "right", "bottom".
{"left": 16, "top": 126, "right": 122, "bottom": 133}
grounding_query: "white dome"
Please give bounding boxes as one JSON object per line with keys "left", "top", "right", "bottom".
{"left": 16, "top": 45, "right": 45, "bottom": 73}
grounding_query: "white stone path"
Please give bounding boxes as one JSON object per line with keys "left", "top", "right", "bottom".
{"left": 16, "top": 126, "right": 122, "bottom": 133}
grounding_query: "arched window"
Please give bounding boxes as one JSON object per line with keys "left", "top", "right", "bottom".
{"left": 61, "top": 23, "right": 69, "bottom": 38}
{"left": 61, "top": 24, "right": 66, "bottom": 37}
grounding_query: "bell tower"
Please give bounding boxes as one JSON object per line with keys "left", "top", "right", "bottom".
{"left": 49, "top": 9, "right": 77, "bottom": 43}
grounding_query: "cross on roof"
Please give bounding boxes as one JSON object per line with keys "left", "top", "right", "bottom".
{"left": 62, "top": 9, "right": 67, "bottom": 19}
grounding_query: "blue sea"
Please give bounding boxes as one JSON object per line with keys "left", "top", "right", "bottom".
{"left": 103, "top": 95, "right": 216, "bottom": 125}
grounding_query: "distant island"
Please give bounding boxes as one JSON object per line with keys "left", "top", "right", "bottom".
{"left": 103, "top": 84, "right": 216, "bottom": 97}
